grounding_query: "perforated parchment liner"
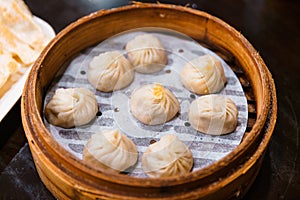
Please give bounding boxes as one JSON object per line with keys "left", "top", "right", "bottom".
{"left": 44, "top": 31, "right": 248, "bottom": 178}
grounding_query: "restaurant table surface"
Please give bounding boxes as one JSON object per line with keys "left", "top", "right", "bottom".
{"left": 0, "top": 0, "right": 299, "bottom": 199}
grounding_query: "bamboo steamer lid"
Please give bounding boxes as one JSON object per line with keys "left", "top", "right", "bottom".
{"left": 21, "top": 3, "right": 277, "bottom": 199}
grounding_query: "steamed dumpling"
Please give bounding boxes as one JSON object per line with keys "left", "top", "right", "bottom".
{"left": 180, "top": 54, "right": 226, "bottom": 94}
{"left": 130, "top": 83, "right": 179, "bottom": 125}
{"left": 125, "top": 34, "right": 168, "bottom": 73}
{"left": 83, "top": 129, "right": 138, "bottom": 172}
{"left": 142, "top": 134, "right": 193, "bottom": 178}
{"left": 45, "top": 88, "right": 98, "bottom": 128}
{"left": 88, "top": 51, "right": 134, "bottom": 92}
{"left": 188, "top": 95, "right": 238, "bottom": 135}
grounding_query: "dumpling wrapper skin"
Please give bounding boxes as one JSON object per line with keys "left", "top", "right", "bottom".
{"left": 181, "top": 54, "right": 227, "bottom": 95}
{"left": 126, "top": 34, "right": 168, "bottom": 74}
{"left": 88, "top": 51, "right": 134, "bottom": 92}
{"left": 83, "top": 129, "right": 138, "bottom": 172}
{"left": 142, "top": 134, "right": 193, "bottom": 178}
{"left": 188, "top": 94, "right": 238, "bottom": 135}
{"left": 0, "top": 0, "right": 51, "bottom": 52}
{"left": 0, "top": 24, "right": 40, "bottom": 65}
{"left": 130, "top": 83, "right": 179, "bottom": 125}
{"left": 0, "top": 0, "right": 53, "bottom": 96}
{"left": 0, "top": 53, "right": 19, "bottom": 89}
{"left": 14, "top": 0, "right": 32, "bottom": 17}
{"left": 45, "top": 88, "right": 98, "bottom": 128}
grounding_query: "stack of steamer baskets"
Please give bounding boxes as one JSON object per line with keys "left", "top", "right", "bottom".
{"left": 22, "top": 3, "right": 277, "bottom": 200}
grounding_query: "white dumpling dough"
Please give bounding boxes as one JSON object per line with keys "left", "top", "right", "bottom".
{"left": 83, "top": 129, "right": 138, "bottom": 172}
{"left": 181, "top": 54, "right": 226, "bottom": 94}
{"left": 125, "top": 34, "right": 168, "bottom": 73}
{"left": 45, "top": 88, "right": 98, "bottom": 128}
{"left": 188, "top": 95, "right": 238, "bottom": 135}
{"left": 130, "top": 83, "right": 179, "bottom": 125}
{"left": 142, "top": 134, "right": 193, "bottom": 178}
{"left": 88, "top": 51, "right": 134, "bottom": 92}
{"left": 0, "top": 53, "right": 19, "bottom": 89}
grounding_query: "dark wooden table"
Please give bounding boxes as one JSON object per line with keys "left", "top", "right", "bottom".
{"left": 1, "top": 0, "right": 299, "bottom": 199}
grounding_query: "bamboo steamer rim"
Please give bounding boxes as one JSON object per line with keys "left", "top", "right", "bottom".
{"left": 189, "top": 71, "right": 277, "bottom": 199}
{"left": 22, "top": 3, "right": 273, "bottom": 189}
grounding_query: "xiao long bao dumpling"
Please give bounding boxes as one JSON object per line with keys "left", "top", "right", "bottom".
{"left": 180, "top": 54, "right": 227, "bottom": 95}
{"left": 188, "top": 95, "right": 238, "bottom": 135}
{"left": 83, "top": 129, "right": 138, "bottom": 172}
{"left": 88, "top": 51, "right": 134, "bottom": 92}
{"left": 130, "top": 83, "right": 179, "bottom": 125}
{"left": 142, "top": 134, "right": 193, "bottom": 178}
{"left": 45, "top": 88, "right": 98, "bottom": 128}
{"left": 125, "top": 34, "right": 168, "bottom": 73}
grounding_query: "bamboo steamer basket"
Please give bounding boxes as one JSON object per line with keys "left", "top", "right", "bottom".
{"left": 21, "top": 3, "right": 277, "bottom": 199}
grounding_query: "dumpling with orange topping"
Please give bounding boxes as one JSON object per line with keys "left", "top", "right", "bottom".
{"left": 180, "top": 54, "right": 226, "bottom": 95}
{"left": 130, "top": 83, "right": 179, "bottom": 125}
